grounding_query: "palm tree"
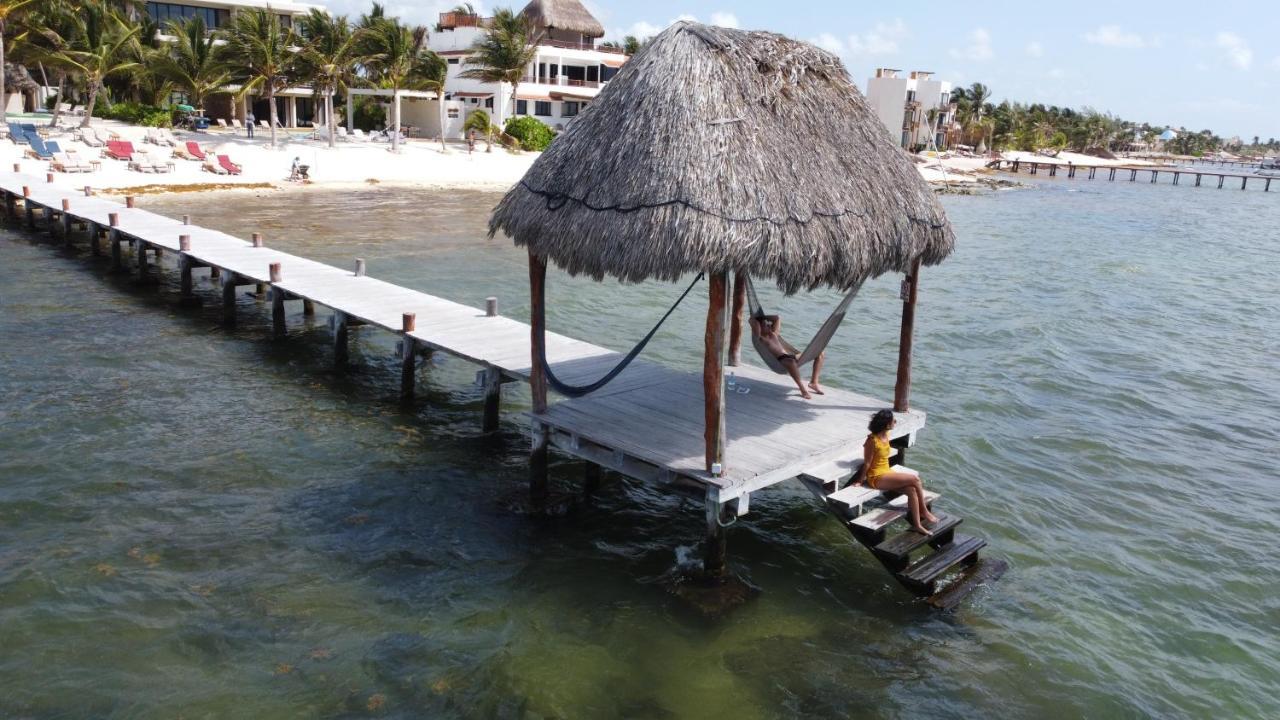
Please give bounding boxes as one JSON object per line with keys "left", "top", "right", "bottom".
{"left": 966, "top": 82, "right": 992, "bottom": 151}
{"left": 461, "top": 8, "right": 539, "bottom": 130}
{"left": 0, "top": 0, "right": 38, "bottom": 124}
{"left": 220, "top": 8, "right": 299, "bottom": 148}
{"left": 296, "top": 9, "right": 360, "bottom": 148}
{"left": 413, "top": 48, "right": 448, "bottom": 152}
{"left": 150, "top": 15, "right": 229, "bottom": 113}
{"left": 38, "top": 0, "right": 141, "bottom": 128}
{"left": 362, "top": 17, "right": 428, "bottom": 153}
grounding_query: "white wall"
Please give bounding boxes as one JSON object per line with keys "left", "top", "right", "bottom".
{"left": 865, "top": 76, "right": 909, "bottom": 145}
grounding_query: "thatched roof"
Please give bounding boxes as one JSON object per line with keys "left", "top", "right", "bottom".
{"left": 4, "top": 63, "right": 39, "bottom": 93}
{"left": 520, "top": 0, "right": 605, "bottom": 39}
{"left": 489, "top": 22, "right": 955, "bottom": 294}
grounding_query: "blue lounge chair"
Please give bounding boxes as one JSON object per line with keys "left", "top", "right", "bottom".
{"left": 7, "top": 123, "right": 24, "bottom": 144}
{"left": 19, "top": 123, "right": 37, "bottom": 135}
{"left": 24, "top": 133, "right": 55, "bottom": 159}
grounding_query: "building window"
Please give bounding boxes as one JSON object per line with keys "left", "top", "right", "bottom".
{"left": 601, "top": 66, "right": 619, "bottom": 82}
{"left": 562, "top": 102, "right": 580, "bottom": 117}
{"left": 534, "top": 101, "right": 552, "bottom": 117}
{"left": 484, "top": 97, "right": 493, "bottom": 109}
{"left": 145, "top": 3, "right": 231, "bottom": 30}
{"left": 448, "top": 58, "right": 460, "bottom": 65}
{"left": 516, "top": 100, "right": 528, "bottom": 115}
{"left": 906, "top": 90, "right": 917, "bottom": 102}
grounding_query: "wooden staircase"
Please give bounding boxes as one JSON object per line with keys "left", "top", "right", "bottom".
{"left": 798, "top": 457, "right": 1006, "bottom": 609}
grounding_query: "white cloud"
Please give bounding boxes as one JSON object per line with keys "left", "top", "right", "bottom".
{"left": 1216, "top": 32, "right": 1253, "bottom": 70}
{"left": 811, "top": 32, "right": 845, "bottom": 54}
{"left": 950, "top": 28, "right": 993, "bottom": 61}
{"left": 615, "top": 20, "right": 664, "bottom": 40}
{"left": 1025, "top": 41, "right": 1043, "bottom": 57}
{"left": 709, "top": 12, "right": 739, "bottom": 29}
{"left": 1083, "top": 25, "right": 1150, "bottom": 49}
{"left": 847, "top": 19, "right": 908, "bottom": 56}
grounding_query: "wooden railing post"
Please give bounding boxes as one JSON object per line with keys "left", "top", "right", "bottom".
{"left": 894, "top": 257, "right": 923, "bottom": 412}
{"left": 704, "top": 271, "right": 728, "bottom": 474}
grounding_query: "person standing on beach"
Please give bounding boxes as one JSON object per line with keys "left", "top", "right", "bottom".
{"left": 467, "top": 129, "right": 476, "bottom": 154}
{"left": 246, "top": 111, "right": 255, "bottom": 138}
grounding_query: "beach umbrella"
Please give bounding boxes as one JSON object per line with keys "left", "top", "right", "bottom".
{"left": 176, "top": 104, "right": 196, "bottom": 113}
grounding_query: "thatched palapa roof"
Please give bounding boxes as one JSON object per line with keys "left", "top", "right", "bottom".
{"left": 4, "top": 62, "right": 39, "bottom": 93}
{"left": 490, "top": 22, "right": 955, "bottom": 294}
{"left": 520, "top": 0, "right": 605, "bottom": 39}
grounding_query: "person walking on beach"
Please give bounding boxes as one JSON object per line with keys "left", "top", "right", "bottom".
{"left": 467, "top": 128, "right": 477, "bottom": 154}
{"left": 246, "top": 111, "right": 255, "bottom": 138}
{"left": 861, "top": 409, "right": 938, "bottom": 535}
{"left": 749, "top": 313, "right": 825, "bottom": 399}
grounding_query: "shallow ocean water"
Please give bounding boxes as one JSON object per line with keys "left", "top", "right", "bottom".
{"left": 1, "top": 176, "right": 1277, "bottom": 719}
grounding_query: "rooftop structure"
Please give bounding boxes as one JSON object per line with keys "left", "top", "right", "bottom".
{"left": 865, "top": 68, "right": 959, "bottom": 151}
{"left": 429, "top": 0, "right": 628, "bottom": 138}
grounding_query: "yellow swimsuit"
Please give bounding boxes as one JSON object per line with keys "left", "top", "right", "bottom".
{"left": 864, "top": 434, "right": 892, "bottom": 489}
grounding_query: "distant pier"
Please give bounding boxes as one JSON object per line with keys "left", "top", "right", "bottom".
{"left": 987, "top": 158, "right": 1274, "bottom": 192}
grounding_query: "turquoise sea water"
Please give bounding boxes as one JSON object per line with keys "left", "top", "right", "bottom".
{"left": 1, "top": 177, "right": 1277, "bottom": 718}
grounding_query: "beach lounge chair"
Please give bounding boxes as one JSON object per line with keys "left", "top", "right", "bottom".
{"left": 19, "top": 123, "right": 38, "bottom": 137}
{"left": 158, "top": 128, "right": 181, "bottom": 146}
{"left": 75, "top": 127, "right": 104, "bottom": 147}
{"left": 105, "top": 140, "right": 135, "bottom": 161}
{"left": 143, "top": 128, "right": 160, "bottom": 145}
{"left": 217, "top": 154, "right": 242, "bottom": 175}
{"left": 231, "top": 119, "right": 243, "bottom": 130}
{"left": 215, "top": 118, "right": 228, "bottom": 129}
{"left": 129, "top": 149, "right": 157, "bottom": 173}
{"left": 176, "top": 141, "right": 207, "bottom": 161}
{"left": 7, "top": 123, "right": 24, "bottom": 143}
{"left": 24, "top": 134, "right": 57, "bottom": 159}
{"left": 202, "top": 158, "right": 228, "bottom": 175}
{"left": 51, "top": 151, "right": 93, "bottom": 173}
{"left": 349, "top": 128, "right": 370, "bottom": 142}
{"left": 258, "top": 120, "right": 270, "bottom": 130}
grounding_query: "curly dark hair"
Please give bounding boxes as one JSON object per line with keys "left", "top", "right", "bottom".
{"left": 868, "top": 409, "right": 895, "bottom": 434}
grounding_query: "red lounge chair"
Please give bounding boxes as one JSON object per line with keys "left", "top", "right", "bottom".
{"left": 217, "top": 155, "right": 242, "bottom": 175}
{"left": 185, "top": 141, "right": 207, "bottom": 161}
{"left": 105, "top": 140, "right": 134, "bottom": 161}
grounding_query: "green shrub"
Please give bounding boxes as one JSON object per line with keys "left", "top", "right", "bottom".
{"left": 503, "top": 116, "right": 555, "bottom": 152}
{"left": 93, "top": 101, "right": 173, "bottom": 127}
{"left": 463, "top": 109, "right": 490, "bottom": 134}
{"left": 350, "top": 97, "right": 384, "bottom": 132}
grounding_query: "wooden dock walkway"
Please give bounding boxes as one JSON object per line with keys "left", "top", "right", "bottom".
{"left": 4, "top": 166, "right": 1003, "bottom": 608}
{"left": 987, "top": 158, "right": 1275, "bottom": 191}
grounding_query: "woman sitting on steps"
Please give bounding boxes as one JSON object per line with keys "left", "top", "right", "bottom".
{"left": 861, "top": 409, "right": 938, "bottom": 536}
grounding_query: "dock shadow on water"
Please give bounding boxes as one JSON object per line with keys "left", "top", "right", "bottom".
{"left": 1, "top": 182, "right": 1277, "bottom": 719}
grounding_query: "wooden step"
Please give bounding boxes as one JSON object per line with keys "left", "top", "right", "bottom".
{"left": 873, "top": 513, "right": 962, "bottom": 562}
{"left": 898, "top": 534, "right": 985, "bottom": 595}
{"left": 798, "top": 449, "right": 897, "bottom": 492}
{"left": 927, "top": 558, "right": 1009, "bottom": 611}
{"left": 825, "top": 484, "right": 880, "bottom": 511}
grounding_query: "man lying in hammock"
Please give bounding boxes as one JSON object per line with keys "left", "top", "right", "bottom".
{"left": 749, "top": 314, "right": 826, "bottom": 399}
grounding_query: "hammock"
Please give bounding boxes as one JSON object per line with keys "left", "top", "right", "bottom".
{"left": 539, "top": 273, "right": 704, "bottom": 398}
{"left": 743, "top": 275, "right": 863, "bottom": 374}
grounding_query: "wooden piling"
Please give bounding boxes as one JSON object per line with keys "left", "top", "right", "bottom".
{"left": 400, "top": 313, "right": 416, "bottom": 399}
{"left": 3, "top": 190, "right": 13, "bottom": 219}
{"left": 251, "top": 232, "right": 264, "bottom": 248}
{"left": 1241, "top": 177, "right": 1247, "bottom": 190}
{"left": 529, "top": 250, "right": 549, "bottom": 500}
{"left": 332, "top": 311, "right": 349, "bottom": 366}
{"left": 87, "top": 222, "right": 100, "bottom": 255}
{"left": 302, "top": 299, "right": 315, "bottom": 316}
{"left": 703, "top": 491, "right": 728, "bottom": 580}
{"left": 108, "top": 213, "right": 122, "bottom": 271}
{"left": 1150, "top": 171, "right": 1157, "bottom": 184}
{"left": 182, "top": 214, "right": 190, "bottom": 225}
{"left": 703, "top": 271, "right": 728, "bottom": 475}
{"left": 125, "top": 196, "right": 135, "bottom": 209}
{"left": 894, "top": 257, "right": 922, "bottom": 412}
{"left": 728, "top": 270, "right": 747, "bottom": 366}
{"left": 60, "top": 199, "right": 72, "bottom": 241}
{"left": 485, "top": 296, "right": 498, "bottom": 317}
{"left": 221, "top": 271, "right": 238, "bottom": 325}
{"left": 1130, "top": 169, "right": 1138, "bottom": 182}
{"left": 179, "top": 256, "right": 199, "bottom": 306}
{"left": 1267, "top": 178, "right": 1272, "bottom": 192}
{"left": 23, "top": 187, "right": 34, "bottom": 228}
{"left": 46, "top": 172, "right": 54, "bottom": 183}
{"left": 354, "top": 258, "right": 366, "bottom": 277}
{"left": 1109, "top": 168, "right": 1116, "bottom": 181}
{"left": 1218, "top": 176, "right": 1225, "bottom": 189}
{"left": 136, "top": 240, "right": 149, "bottom": 275}
{"left": 1196, "top": 174, "right": 1202, "bottom": 187}
{"left": 481, "top": 367, "right": 502, "bottom": 432}
{"left": 1089, "top": 167, "right": 1096, "bottom": 180}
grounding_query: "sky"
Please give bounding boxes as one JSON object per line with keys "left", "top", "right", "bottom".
{"left": 313, "top": 0, "right": 1280, "bottom": 140}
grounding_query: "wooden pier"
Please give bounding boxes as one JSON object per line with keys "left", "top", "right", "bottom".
{"left": 2, "top": 166, "right": 1001, "bottom": 608}
{"left": 988, "top": 158, "right": 1274, "bottom": 192}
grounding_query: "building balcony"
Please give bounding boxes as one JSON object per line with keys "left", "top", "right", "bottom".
{"left": 538, "top": 39, "right": 626, "bottom": 54}
{"left": 521, "top": 76, "right": 603, "bottom": 90}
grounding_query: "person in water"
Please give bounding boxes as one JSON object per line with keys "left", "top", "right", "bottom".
{"left": 861, "top": 409, "right": 939, "bottom": 535}
{"left": 749, "top": 313, "right": 825, "bottom": 399}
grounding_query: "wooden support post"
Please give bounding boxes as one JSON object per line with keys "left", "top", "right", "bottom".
{"left": 1173, "top": 172, "right": 1180, "bottom": 186}
{"left": 354, "top": 258, "right": 366, "bottom": 277}
{"left": 1196, "top": 174, "right": 1202, "bottom": 187}
{"left": 1130, "top": 169, "right": 1137, "bottom": 182}
{"left": 302, "top": 298, "right": 315, "bottom": 316}
{"left": 88, "top": 222, "right": 100, "bottom": 255}
{"left": 894, "top": 256, "right": 923, "bottom": 412}
{"left": 1218, "top": 175, "right": 1225, "bottom": 189}
{"left": 703, "top": 271, "right": 728, "bottom": 475}
{"left": 136, "top": 240, "right": 149, "bottom": 276}
{"left": 331, "top": 310, "right": 349, "bottom": 366}
{"left": 108, "top": 213, "right": 122, "bottom": 271}
{"left": 583, "top": 462, "right": 602, "bottom": 497}
{"left": 1012, "top": 160, "right": 1019, "bottom": 172}
{"left": 60, "top": 199, "right": 72, "bottom": 242}
{"left": 1267, "top": 178, "right": 1272, "bottom": 192}
{"left": 22, "top": 187, "right": 34, "bottom": 228}
{"left": 1109, "top": 168, "right": 1116, "bottom": 181}
{"left": 728, "top": 270, "right": 746, "bottom": 366}
{"left": 4, "top": 191, "right": 13, "bottom": 220}
{"left": 251, "top": 232, "right": 263, "bottom": 248}
{"left": 1048, "top": 165, "right": 1057, "bottom": 178}
{"left": 1241, "top": 177, "right": 1247, "bottom": 190}
{"left": 268, "top": 263, "right": 285, "bottom": 338}
{"left": 221, "top": 271, "right": 238, "bottom": 325}
{"left": 1089, "top": 167, "right": 1096, "bottom": 180}
{"left": 210, "top": 266, "right": 220, "bottom": 279}
{"left": 481, "top": 367, "right": 502, "bottom": 432}
{"left": 485, "top": 296, "right": 498, "bottom": 317}
{"left": 528, "top": 250, "right": 549, "bottom": 501}
{"left": 400, "top": 313, "right": 416, "bottom": 399}
{"left": 703, "top": 491, "right": 727, "bottom": 580}
{"left": 1031, "top": 163, "right": 1038, "bottom": 175}
{"left": 1151, "top": 171, "right": 1157, "bottom": 184}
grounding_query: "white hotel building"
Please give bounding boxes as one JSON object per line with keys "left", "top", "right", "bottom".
{"left": 426, "top": 0, "right": 628, "bottom": 138}
{"left": 864, "top": 68, "right": 959, "bottom": 151}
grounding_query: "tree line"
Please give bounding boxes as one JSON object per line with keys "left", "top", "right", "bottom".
{"left": 1, "top": 1, "right": 549, "bottom": 152}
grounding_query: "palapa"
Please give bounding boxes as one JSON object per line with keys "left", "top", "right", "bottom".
{"left": 490, "top": 21, "right": 955, "bottom": 295}
{"left": 520, "top": 0, "right": 605, "bottom": 39}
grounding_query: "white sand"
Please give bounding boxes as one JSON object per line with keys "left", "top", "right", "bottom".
{"left": 5, "top": 119, "right": 538, "bottom": 194}
{"left": 12, "top": 118, "right": 975, "bottom": 196}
